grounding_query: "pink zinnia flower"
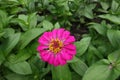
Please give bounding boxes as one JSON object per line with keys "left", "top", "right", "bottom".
{"left": 37, "top": 28, "right": 76, "bottom": 66}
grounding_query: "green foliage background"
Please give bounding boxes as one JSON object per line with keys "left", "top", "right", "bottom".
{"left": 0, "top": 0, "right": 120, "bottom": 80}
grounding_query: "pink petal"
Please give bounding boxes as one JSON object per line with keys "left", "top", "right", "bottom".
{"left": 65, "top": 48, "right": 76, "bottom": 55}
{"left": 48, "top": 53, "right": 55, "bottom": 64}
{"left": 53, "top": 56, "right": 59, "bottom": 66}
{"left": 37, "top": 45, "right": 48, "bottom": 51}
{"left": 40, "top": 50, "right": 47, "bottom": 57}
{"left": 42, "top": 32, "right": 51, "bottom": 41}
{"left": 41, "top": 51, "right": 51, "bottom": 62}
{"left": 38, "top": 37, "right": 49, "bottom": 45}
{"left": 57, "top": 28, "right": 65, "bottom": 39}
{"left": 48, "top": 32, "right": 53, "bottom": 40}
{"left": 61, "top": 50, "right": 73, "bottom": 60}
{"left": 64, "top": 36, "right": 75, "bottom": 45}
{"left": 64, "top": 44, "right": 76, "bottom": 50}
{"left": 52, "top": 29, "right": 58, "bottom": 39}
{"left": 61, "top": 30, "right": 70, "bottom": 40}
{"left": 57, "top": 54, "right": 66, "bottom": 65}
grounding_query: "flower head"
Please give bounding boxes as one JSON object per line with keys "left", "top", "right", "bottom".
{"left": 37, "top": 28, "right": 76, "bottom": 66}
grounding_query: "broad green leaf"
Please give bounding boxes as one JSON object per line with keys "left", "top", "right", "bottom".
{"left": 54, "top": 22, "right": 60, "bottom": 29}
{"left": 5, "top": 61, "right": 32, "bottom": 75}
{"left": 18, "top": 14, "right": 28, "bottom": 23}
{"left": 86, "top": 45, "right": 104, "bottom": 65}
{"left": 40, "top": 65, "right": 51, "bottom": 79}
{"left": 28, "top": 41, "right": 38, "bottom": 53}
{"left": 90, "top": 22, "right": 107, "bottom": 36}
{"left": 3, "top": 28, "right": 15, "bottom": 38}
{"left": 43, "top": 0, "right": 50, "bottom": 6}
{"left": 18, "top": 14, "right": 29, "bottom": 31}
{"left": 7, "top": 49, "right": 32, "bottom": 63}
{"left": 18, "top": 0, "right": 27, "bottom": 5}
{"left": 0, "top": 10, "right": 8, "bottom": 27}
{"left": 11, "top": 18, "right": 28, "bottom": 31}
{"left": 15, "top": 49, "right": 32, "bottom": 63}
{"left": 28, "top": 13, "right": 37, "bottom": 29}
{"left": 83, "top": 59, "right": 119, "bottom": 80}
{"left": 42, "top": 20, "right": 53, "bottom": 30}
{"left": 100, "top": 1, "right": 109, "bottom": 10}
{"left": 115, "top": 64, "right": 120, "bottom": 75}
{"left": 111, "top": 0, "right": 119, "bottom": 12}
{"left": 7, "top": 0, "right": 18, "bottom": 2}
{"left": 88, "top": 45, "right": 103, "bottom": 59}
{"left": 5, "top": 73, "right": 28, "bottom": 80}
{"left": 99, "top": 14, "right": 120, "bottom": 24}
{"left": 108, "top": 49, "right": 120, "bottom": 64}
{"left": 107, "top": 29, "right": 120, "bottom": 48}
{"left": 72, "top": 72, "right": 82, "bottom": 80}
{"left": 83, "top": 4, "right": 96, "bottom": 19}
{"left": 0, "top": 49, "right": 5, "bottom": 65}
{"left": 0, "top": 32, "right": 5, "bottom": 38}
{"left": 18, "top": 28, "right": 46, "bottom": 49}
{"left": 68, "top": 56, "right": 79, "bottom": 63}
{"left": 2, "top": 33, "right": 21, "bottom": 55}
{"left": 27, "top": 0, "right": 35, "bottom": 12}
{"left": 0, "top": 19, "right": 3, "bottom": 29}
{"left": 70, "top": 57, "right": 88, "bottom": 76}
{"left": 75, "top": 36, "right": 91, "bottom": 56}
{"left": 18, "top": 19, "right": 28, "bottom": 31}
{"left": 52, "top": 65, "right": 72, "bottom": 80}
{"left": 28, "top": 56, "right": 48, "bottom": 80}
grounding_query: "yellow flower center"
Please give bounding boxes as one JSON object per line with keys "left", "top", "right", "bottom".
{"left": 49, "top": 39, "right": 63, "bottom": 54}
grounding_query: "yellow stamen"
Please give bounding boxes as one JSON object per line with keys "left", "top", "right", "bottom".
{"left": 49, "top": 38, "right": 63, "bottom": 54}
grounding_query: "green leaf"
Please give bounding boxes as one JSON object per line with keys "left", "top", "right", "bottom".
{"left": 18, "top": 14, "right": 28, "bottom": 31}
{"left": 107, "top": 29, "right": 120, "bottom": 48}
{"left": 0, "top": 10, "right": 9, "bottom": 27}
{"left": 100, "top": 1, "right": 109, "bottom": 10}
{"left": 108, "top": 49, "right": 120, "bottom": 64}
{"left": 54, "top": 22, "right": 60, "bottom": 29}
{"left": 42, "top": 20, "right": 53, "bottom": 30}
{"left": 5, "top": 73, "right": 28, "bottom": 80}
{"left": 90, "top": 22, "right": 107, "bottom": 36}
{"left": 7, "top": 49, "right": 32, "bottom": 63}
{"left": 18, "top": 28, "right": 46, "bottom": 49}
{"left": 5, "top": 61, "right": 32, "bottom": 75}
{"left": 42, "top": 0, "right": 50, "bottom": 6}
{"left": 0, "top": 49, "right": 5, "bottom": 65}
{"left": 28, "top": 13, "right": 37, "bottom": 29}
{"left": 67, "top": 56, "right": 79, "bottom": 63}
{"left": 70, "top": 57, "right": 88, "bottom": 76}
{"left": 115, "top": 64, "right": 120, "bottom": 75}
{"left": 99, "top": 14, "right": 120, "bottom": 25}
{"left": 18, "top": 0, "right": 27, "bottom": 5}
{"left": 3, "top": 28, "right": 15, "bottom": 38}
{"left": 88, "top": 45, "right": 103, "bottom": 59}
{"left": 11, "top": 18, "right": 28, "bottom": 31}
{"left": 18, "top": 14, "right": 28, "bottom": 22}
{"left": 0, "top": 32, "right": 5, "bottom": 38}
{"left": 72, "top": 72, "right": 82, "bottom": 80}
{"left": 111, "top": 56, "right": 120, "bottom": 77}
{"left": 40, "top": 65, "right": 51, "bottom": 79}
{"left": 2, "top": 33, "right": 21, "bottom": 55}
{"left": 83, "top": 59, "right": 119, "bottom": 80}
{"left": 83, "top": 4, "right": 96, "bottom": 19}
{"left": 111, "top": 0, "right": 119, "bottom": 12}
{"left": 27, "top": 0, "right": 35, "bottom": 12}
{"left": 75, "top": 36, "right": 91, "bottom": 56}
{"left": 15, "top": 49, "right": 32, "bottom": 63}
{"left": 52, "top": 65, "right": 72, "bottom": 80}
{"left": 28, "top": 41, "right": 38, "bottom": 53}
